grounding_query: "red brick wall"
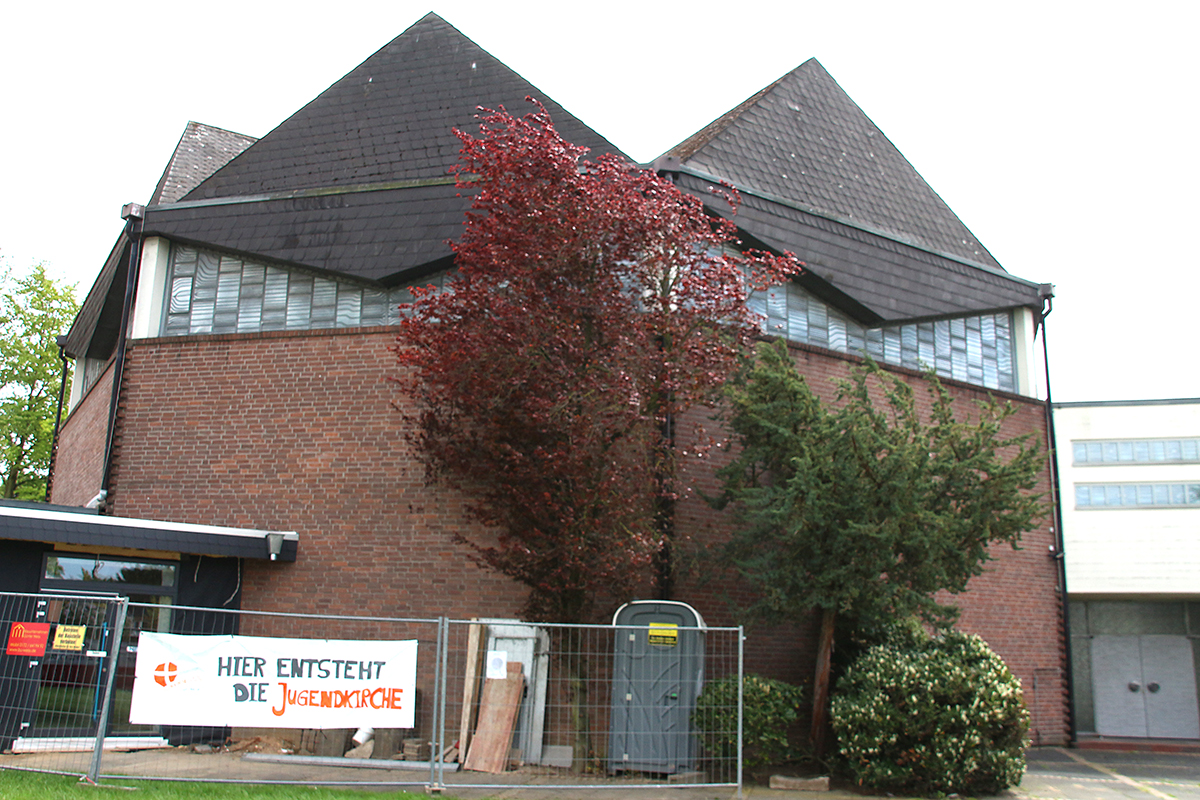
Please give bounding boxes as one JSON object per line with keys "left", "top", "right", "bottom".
{"left": 107, "top": 328, "right": 523, "bottom": 621}
{"left": 98, "top": 328, "right": 1066, "bottom": 744}
{"left": 50, "top": 361, "right": 114, "bottom": 507}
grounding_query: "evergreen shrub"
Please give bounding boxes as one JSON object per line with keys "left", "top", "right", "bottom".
{"left": 831, "top": 622, "right": 1029, "bottom": 796}
{"left": 692, "top": 674, "right": 804, "bottom": 767}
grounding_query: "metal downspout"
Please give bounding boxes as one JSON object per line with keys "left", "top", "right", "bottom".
{"left": 99, "top": 203, "right": 146, "bottom": 511}
{"left": 1038, "top": 285, "right": 1076, "bottom": 745}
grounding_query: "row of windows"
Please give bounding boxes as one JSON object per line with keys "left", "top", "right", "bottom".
{"left": 749, "top": 281, "right": 1016, "bottom": 392}
{"left": 1075, "top": 483, "right": 1200, "bottom": 509}
{"left": 163, "top": 247, "right": 447, "bottom": 336}
{"left": 1072, "top": 439, "right": 1200, "bottom": 465}
{"left": 161, "top": 245, "right": 1017, "bottom": 393}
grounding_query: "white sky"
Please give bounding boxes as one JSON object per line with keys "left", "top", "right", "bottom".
{"left": 1, "top": 0, "right": 1196, "bottom": 402}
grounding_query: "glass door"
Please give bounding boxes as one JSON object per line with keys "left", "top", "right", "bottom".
{"left": 35, "top": 554, "right": 178, "bottom": 738}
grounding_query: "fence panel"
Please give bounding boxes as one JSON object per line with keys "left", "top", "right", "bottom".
{"left": 0, "top": 594, "right": 743, "bottom": 793}
{"left": 439, "top": 618, "right": 743, "bottom": 792}
{"left": 0, "top": 592, "right": 128, "bottom": 779}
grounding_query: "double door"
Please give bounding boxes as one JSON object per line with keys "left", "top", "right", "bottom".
{"left": 1091, "top": 635, "right": 1200, "bottom": 738}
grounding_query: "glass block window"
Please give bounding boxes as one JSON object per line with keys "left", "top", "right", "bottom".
{"left": 750, "top": 281, "right": 1016, "bottom": 392}
{"left": 161, "top": 246, "right": 447, "bottom": 336}
{"left": 1075, "top": 483, "right": 1200, "bottom": 508}
{"left": 1072, "top": 439, "right": 1200, "bottom": 465}
{"left": 161, "top": 246, "right": 1017, "bottom": 393}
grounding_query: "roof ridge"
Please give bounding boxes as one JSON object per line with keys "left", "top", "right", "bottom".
{"left": 661, "top": 58, "right": 1006, "bottom": 270}
{"left": 674, "top": 164, "right": 1032, "bottom": 284}
{"left": 180, "top": 13, "right": 625, "bottom": 202}
{"left": 664, "top": 77, "right": 783, "bottom": 161}
{"left": 150, "top": 121, "right": 257, "bottom": 206}
{"left": 664, "top": 57, "right": 827, "bottom": 162}
{"left": 151, "top": 175, "right": 461, "bottom": 211}
{"left": 811, "top": 68, "right": 1008, "bottom": 274}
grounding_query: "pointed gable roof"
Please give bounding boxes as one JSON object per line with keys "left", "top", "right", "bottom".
{"left": 142, "top": 13, "right": 626, "bottom": 284}
{"left": 149, "top": 122, "right": 257, "bottom": 205}
{"left": 183, "top": 13, "right": 622, "bottom": 202}
{"left": 666, "top": 59, "right": 1001, "bottom": 270}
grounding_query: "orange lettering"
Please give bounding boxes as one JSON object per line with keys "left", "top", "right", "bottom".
{"left": 271, "top": 682, "right": 290, "bottom": 716}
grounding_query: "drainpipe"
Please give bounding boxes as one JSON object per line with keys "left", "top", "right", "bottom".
{"left": 1038, "top": 283, "right": 1076, "bottom": 745}
{"left": 98, "top": 203, "right": 146, "bottom": 513}
{"left": 45, "top": 335, "right": 72, "bottom": 501}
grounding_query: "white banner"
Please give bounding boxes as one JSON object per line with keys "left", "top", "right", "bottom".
{"left": 129, "top": 632, "right": 418, "bottom": 729}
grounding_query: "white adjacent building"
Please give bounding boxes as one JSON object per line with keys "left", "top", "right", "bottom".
{"left": 1056, "top": 399, "right": 1200, "bottom": 740}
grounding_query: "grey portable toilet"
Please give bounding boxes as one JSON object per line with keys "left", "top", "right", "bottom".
{"left": 609, "top": 600, "right": 706, "bottom": 774}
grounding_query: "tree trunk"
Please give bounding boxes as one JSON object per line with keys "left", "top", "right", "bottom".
{"left": 2, "top": 434, "right": 27, "bottom": 498}
{"left": 810, "top": 607, "right": 836, "bottom": 757}
{"left": 653, "top": 508, "right": 673, "bottom": 600}
{"left": 653, "top": 408, "right": 675, "bottom": 600}
{"left": 566, "top": 629, "right": 591, "bottom": 772}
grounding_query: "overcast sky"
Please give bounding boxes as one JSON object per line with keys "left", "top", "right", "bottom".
{"left": 1, "top": 0, "right": 1195, "bottom": 402}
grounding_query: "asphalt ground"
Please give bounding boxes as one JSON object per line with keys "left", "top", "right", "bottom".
{"left": 1015, "top": 748, "right": 1200, "bottom": 800}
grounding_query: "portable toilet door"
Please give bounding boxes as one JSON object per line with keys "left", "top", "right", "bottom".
{"left": 609, "top": 600, "right": 705, "bottom": 774}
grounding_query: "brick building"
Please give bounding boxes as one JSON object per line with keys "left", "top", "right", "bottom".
{"left": 17, "top": 13, "right": 1067, "bottom": 744}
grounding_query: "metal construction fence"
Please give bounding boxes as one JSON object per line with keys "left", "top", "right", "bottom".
{"left": 0, "top": 592, "right": 744, "bottom": 793}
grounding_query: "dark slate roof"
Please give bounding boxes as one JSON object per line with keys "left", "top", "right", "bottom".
{"left": 674, "top": 171, "right": 1041, "bottom": 324}
{"left": 149, "top": 122, "right": 257, "bottom": 205}
{"left": 145, "top": 181, "right": 467, "bottom": 284}
{"left": 63, "top": 233, "right": 130, "bottom": 360}
{"left": 180, "top": 12, "right": 624, "bottom": 202}
{"left": 66, "top": 123, "right": 255, "bottom": 360}
{"left": 665, "top": 59, "right": 1003, "bottom": 271}
{"left": 143, "top": 12, "right": 626, "bottom": 284}
{"left": 0, "top": 502, "right": 298, "bottom": 562}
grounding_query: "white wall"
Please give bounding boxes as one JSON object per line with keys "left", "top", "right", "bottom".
{"left": 131, "top": 236, "right": 171, "bottom": 339}
{"left": 1013, "top": 307, "right": 1041, "bottom": 398}
{"left": 1055, "top": 401, "right": 1200, "bottom": 596}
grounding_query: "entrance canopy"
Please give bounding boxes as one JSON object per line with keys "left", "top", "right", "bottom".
{"left": 0, "top": 502, "right": 298, "bottom": 562}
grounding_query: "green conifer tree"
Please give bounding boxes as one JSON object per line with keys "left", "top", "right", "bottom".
{"left": 714, "top": 339, "right": 1043, "bottom": 755}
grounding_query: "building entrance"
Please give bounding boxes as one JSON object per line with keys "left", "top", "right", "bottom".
{"left": 27, "top": 554, "right": 177, "bottom": 741}
{"left": 1092, "top": 635, "right": 1200, "bottom": 739}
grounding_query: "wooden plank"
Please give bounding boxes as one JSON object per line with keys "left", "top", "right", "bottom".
{"left": 457, "top": 622, "right": 485, "bottom": 759}
{"left": 463, "top": 661, "right": 524, "bottom": 774}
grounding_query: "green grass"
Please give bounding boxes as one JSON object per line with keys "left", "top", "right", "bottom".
{"left": 0, "top": 770, "right": 431, "bottom": 799}
{"left": 34, "top": 687, "right": 157, "bottom": 735}
{"left": 36, "top": 686, "right": 97, "bottom": 715}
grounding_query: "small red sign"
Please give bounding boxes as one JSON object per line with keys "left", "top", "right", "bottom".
{"left": 6, "top": 622, "right": 51, "bottom": 656}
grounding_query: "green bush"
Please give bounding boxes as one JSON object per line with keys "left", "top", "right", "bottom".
{"left": 831, "top": 622, "right": 1029, "bottom": 796}
{"left": 692, "top": 674, "right": 804, "bottom": 767}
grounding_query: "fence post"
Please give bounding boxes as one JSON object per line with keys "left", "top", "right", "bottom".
{"left": 436, "top": 615, "right": 449, "bottom": 791}
{"left": 428, "top": 616, "right": 446, "bottom": 793}
{"left": 737, "top": 625, "right": 744, "bottom": 800}
{"left": 87, "top": 596, "right": 129, "bottom": 783}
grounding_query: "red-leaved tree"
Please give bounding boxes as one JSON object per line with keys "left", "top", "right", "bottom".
{"left": 394, "top": 101, "right": 799, "bottom": 623}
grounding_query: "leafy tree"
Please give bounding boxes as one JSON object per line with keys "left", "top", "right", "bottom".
{"left": 713, "top": 339, "right": 1043, "bottom": 756}
{"left": 393, "top": 102, "right": 798, "bottom": 623}
{"left": 0, "top": 263, "right": 79, "bottom": 500}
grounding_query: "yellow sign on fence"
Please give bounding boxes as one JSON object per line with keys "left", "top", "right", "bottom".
{"left": 53, "top": 624, "right": 87, "bottom": 652}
